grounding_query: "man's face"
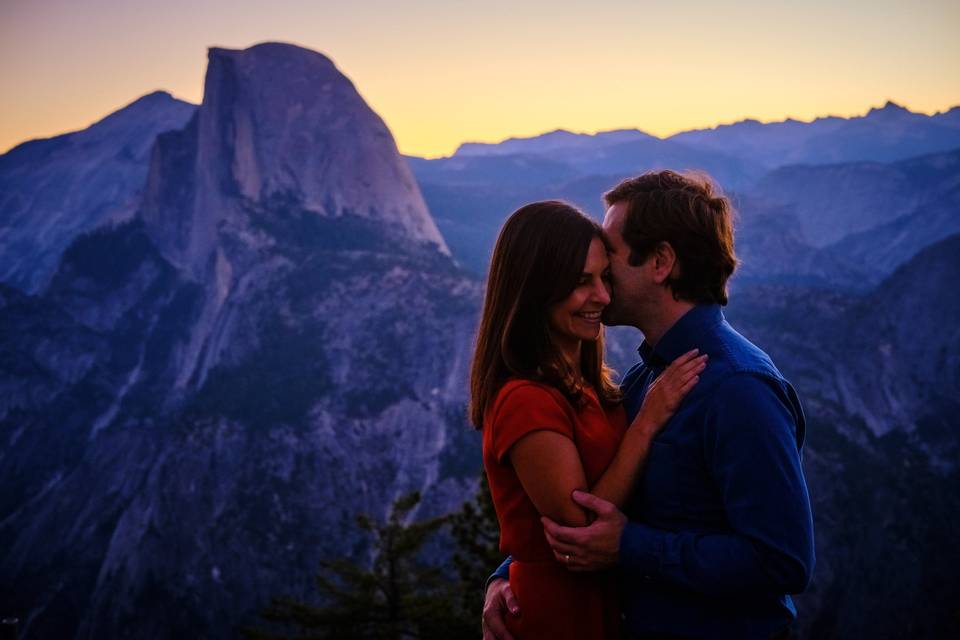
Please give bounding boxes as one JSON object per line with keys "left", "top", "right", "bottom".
{"left": 601, "top": 201, "right": 651, "bottom": 327}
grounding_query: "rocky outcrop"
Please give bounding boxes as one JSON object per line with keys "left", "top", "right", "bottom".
{"left": 141, "top": 43, "right": 447, "bottom": 281}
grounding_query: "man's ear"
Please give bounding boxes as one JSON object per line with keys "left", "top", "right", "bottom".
{"left": 651, "top": 241, "right": 678, "bottom": 284}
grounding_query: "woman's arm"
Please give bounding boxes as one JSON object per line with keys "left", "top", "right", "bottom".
{"left": 508, "top": 350, "right": 706, "bottom": 527}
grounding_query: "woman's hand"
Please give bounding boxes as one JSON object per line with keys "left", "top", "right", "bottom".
{"left": 632, "top": 349, "right": 707, "bottom": 437}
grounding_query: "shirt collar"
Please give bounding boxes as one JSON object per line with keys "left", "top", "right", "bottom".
{"left": 637, "top": 304, "right": 724, "bottom": 368}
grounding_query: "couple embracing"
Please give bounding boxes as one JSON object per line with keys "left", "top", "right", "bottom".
{"left": 469, "top": 171, "right": 815, "bottom": 640}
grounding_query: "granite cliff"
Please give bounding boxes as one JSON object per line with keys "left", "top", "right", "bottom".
{"left": 0, "top": 43, "right": 478, "bottom": 639}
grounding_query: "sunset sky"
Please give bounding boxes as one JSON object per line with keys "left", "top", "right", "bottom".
{"left": 2, "top": 0, "right": 959, "bottom": 158}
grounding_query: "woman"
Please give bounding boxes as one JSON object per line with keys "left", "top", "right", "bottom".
{"left": 470, "top": 201, "right": 705, "bottom": 639}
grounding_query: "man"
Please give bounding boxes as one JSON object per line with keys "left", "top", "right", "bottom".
{"left": 483, "top": 170, "right": 814, "bottom": 639}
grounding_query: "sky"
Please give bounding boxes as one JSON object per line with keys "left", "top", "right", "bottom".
{"left": 1, "top": 0, "right": 959, "bottom": 158}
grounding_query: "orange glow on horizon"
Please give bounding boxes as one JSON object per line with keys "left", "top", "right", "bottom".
{"left": 1, "top": 1, "right": 958, "bottom": 158}
{"left": 4, "top": 92, "right": 959, "bottom": 160}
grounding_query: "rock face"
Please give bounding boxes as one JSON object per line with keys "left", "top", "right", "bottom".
{"left": 141, "top": 43, "right": 446, "bottom": 280}
{"left": 0, "top": 43, "right": 478, "bottom": 640}
{"left": 751, "top": 149, "right": 960, "bottom": 248}
{"left": 0, "top": 92, "right": 196, "bottom": 293}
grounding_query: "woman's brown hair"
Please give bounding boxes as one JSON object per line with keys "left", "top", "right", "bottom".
{"left": 469, "top": 201, "right": 621, "bottom": 428}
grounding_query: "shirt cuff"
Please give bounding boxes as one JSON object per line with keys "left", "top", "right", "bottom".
{"left": 619, "top": 522, "right": 664, "bottom": 578}
{"left": 484, "top": 556, "right": 512, "bottom": 593}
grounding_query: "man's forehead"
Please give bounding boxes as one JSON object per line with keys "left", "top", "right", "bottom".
{"left": 602, "top": 202, "right": 626, "bottom": 226}
{"left": 602, "top": 202, "right": 627, "bottom": 236}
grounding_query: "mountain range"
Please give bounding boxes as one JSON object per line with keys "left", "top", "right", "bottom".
{"left": 0, "top": 42, "right": 957, "bottom": 639}
{"left": 410, "top": 107, "right": 960, "bottom": 292}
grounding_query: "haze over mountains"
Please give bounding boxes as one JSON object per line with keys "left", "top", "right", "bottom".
{"left": 0, "top": 42, "right": 957, "bottom": 639}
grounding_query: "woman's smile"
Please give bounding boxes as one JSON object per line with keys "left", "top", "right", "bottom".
{"left": 549, "top": 237, "right": 612, "bottom": 352}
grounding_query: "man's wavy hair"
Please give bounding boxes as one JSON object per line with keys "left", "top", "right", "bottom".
{"left": 604, "top": 170, "right": 737, "bottom": 305}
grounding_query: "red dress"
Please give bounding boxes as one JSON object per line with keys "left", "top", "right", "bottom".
{"left": 482, "top": 379, "right": 627, "bottom": 640}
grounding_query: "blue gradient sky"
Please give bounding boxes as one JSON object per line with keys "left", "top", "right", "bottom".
{"left": 1, "top": 0, "right": 958, "bottom": 156}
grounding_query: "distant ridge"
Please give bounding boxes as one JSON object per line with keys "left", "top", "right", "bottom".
{"left": 1, "top": 91, "right": 198, "bottom": 156}
{"left": 433, "top": 100, "right": 960, "bottom": 162}
{"left": 454, "top": 127, "right": 656, "bottom": 157}
{"left": 674, "top": 100, "right": 926, "bottom": 137}
{"left": 0, "top": 90, "right": 196, "bottom": 292}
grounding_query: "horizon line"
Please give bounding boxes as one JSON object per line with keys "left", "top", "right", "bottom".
{"left": 3, "top": 95, "right": 958, "bottom": 159}
{"left": 413, "top": 99, "right": 960, "bottom": 159}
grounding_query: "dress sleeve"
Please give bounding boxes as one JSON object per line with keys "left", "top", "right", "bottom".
{"left": 489, "top": 383, "right": 575, "bottom": 464}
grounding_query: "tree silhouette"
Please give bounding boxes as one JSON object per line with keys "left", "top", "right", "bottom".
{"left": 447, "top": 473, "right": 502, "bottom": 622}
{"left": 242, "top": 491, "right": 474, "bottom": 640}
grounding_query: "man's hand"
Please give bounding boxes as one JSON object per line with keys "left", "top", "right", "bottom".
{"left": 482, "top": 577, "right": 520, "bottom": 640}
{"left": 542, "top": 490, "right": 627, "bottom": 572}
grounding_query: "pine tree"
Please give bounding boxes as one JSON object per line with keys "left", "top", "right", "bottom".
{"left": 242, "top": 491, "right": 473, "bottom": 640}
{"left": 448, "top": 473, "right": 503, "bottom": 623}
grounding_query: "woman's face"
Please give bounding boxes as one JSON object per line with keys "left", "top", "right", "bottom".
{"left": 547, "top": 237, "right": 612, "bottom": 347}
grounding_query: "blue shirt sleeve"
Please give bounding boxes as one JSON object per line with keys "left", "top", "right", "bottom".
{"left": 485, "top": 555, "right": 512, "bottom": 591}
{"left": 619, "top": 373, "right": 815, "bottom": 596}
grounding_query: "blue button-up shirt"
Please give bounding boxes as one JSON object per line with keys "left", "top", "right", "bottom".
{"left": 618, "top": 304, "right": 814, "bottom": 639}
